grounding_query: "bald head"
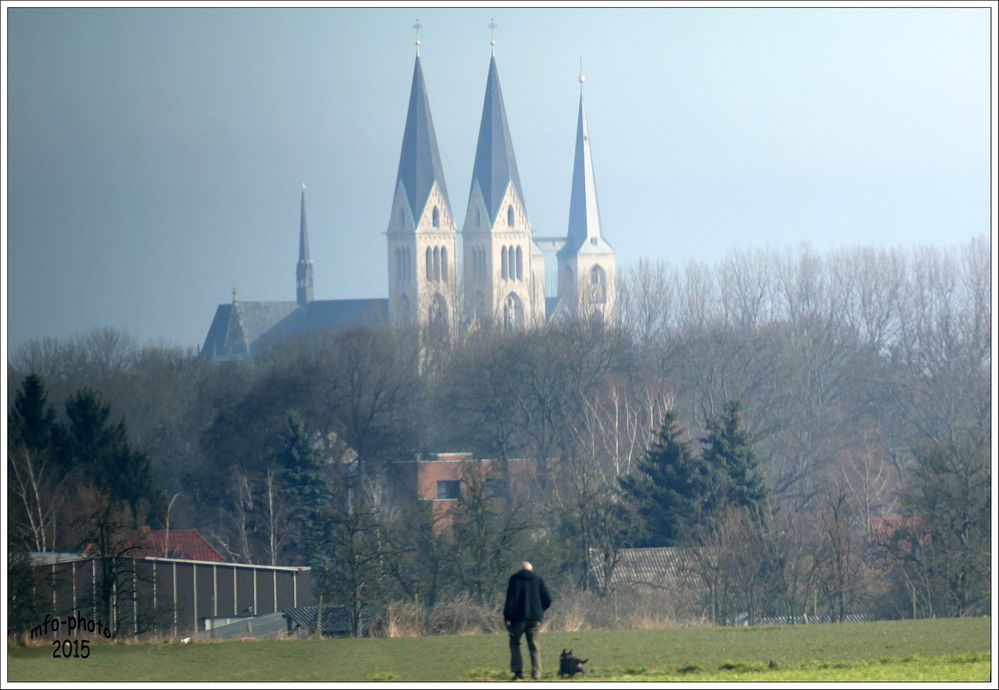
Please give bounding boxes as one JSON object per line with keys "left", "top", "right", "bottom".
{"left": 521, "top": 561, "right": 533, "bottom": 572}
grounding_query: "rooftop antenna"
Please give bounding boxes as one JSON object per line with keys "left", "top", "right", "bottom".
{"left": 413, "top": 19, "right": 422, "bottom": 56}
{"left": 489, "top": 18, "right": 497, "bottom": 55}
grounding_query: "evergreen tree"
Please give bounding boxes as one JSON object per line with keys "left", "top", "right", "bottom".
{"left": 8, "top": 375, "right": 65, "bottom": 551}
{"left": 9, "top": 374, "right": 60, "bottom": 455}
{"left": 699, "top": 400, "right": 766, "bottom": 512}
{"left": 62, "top": 388, "right": 155, "bottom": 515}
{"left": 619, "top": 410, "right": 709, "bottom": 546}
{"left": 270, "top": 414, "right": 335, "bottom": 565}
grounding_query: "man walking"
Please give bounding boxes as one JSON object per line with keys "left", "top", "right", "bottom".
{"left": 503, "top": 561, "right": 553, "bottom": 681}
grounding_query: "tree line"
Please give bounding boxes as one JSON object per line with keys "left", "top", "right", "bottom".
{"left": 7, "top": 237, "right": 990, "bottom": 635}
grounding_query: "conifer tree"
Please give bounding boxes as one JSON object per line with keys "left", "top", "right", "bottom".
{"left": 62, "top": 388, "right": 155, "bottom": 516}
{"left": 271, "top": 414, "right": 335, "bottom": 565}
{"left": 619, "top": 410, "right": 709, "bottom": 546}
{"left": 700, "top": 400, "right": 766, "bottom": 512}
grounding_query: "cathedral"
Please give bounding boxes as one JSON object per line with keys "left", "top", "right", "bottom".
{"left": 202, "top": 38, "right": 615, "bottom": 361}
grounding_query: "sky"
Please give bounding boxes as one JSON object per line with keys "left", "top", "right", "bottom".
{"left": 5, "top": 4, "right": 995, "bottom": 354}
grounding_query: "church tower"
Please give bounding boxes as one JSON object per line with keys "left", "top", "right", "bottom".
{"left": 557, "top": 71, "right": 615, "bottom": 323}
{"left": 386, "top": 33, "right": 457, "bottom": 333}
{"left": 296, "top": 183, "right": 314, "bottom": 307}
{"left": 462, "top": 33, "right": 545, "bottom": 330}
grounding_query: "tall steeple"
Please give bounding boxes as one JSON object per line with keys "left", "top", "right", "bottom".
{"left": 564, "top": 93, "right": 607, "bottom": 252}
{"left": 557, "top": 67, "right": 616, "bottom": 321}
{"left": 387, "top": 33, "right": 457, "bottom": 333}
{"left": 462, "top": 29, "right": 544, "bottom": 331}
{"left": 391, "top": 54, "right": 452, "bottom": 228}
{"left": 296, "top": 183, "right": 314, "bottom": 306}
{"left": 468, "top": 55, "right": 527, "bottom": 225}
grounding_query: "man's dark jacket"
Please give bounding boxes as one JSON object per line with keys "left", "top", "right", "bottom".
{"left": 504, "top": 569, "right": 553, "bottom": 624}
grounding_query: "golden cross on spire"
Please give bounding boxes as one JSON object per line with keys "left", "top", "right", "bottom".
{"left": 488, "top": 18, "right": 497, "bottom": 54}
{"left": 413, "top": 19, "right": 422, "bottom": 56}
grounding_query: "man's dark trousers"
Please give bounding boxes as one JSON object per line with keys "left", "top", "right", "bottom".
{"left": 508, "top": 619, "right": 541, "bottom": 680}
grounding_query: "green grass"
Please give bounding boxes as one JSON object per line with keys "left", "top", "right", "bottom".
{"left": 7, "top": 617, "right": 991, "bottom": 682}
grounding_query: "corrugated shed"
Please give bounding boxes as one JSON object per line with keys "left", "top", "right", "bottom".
{"left": 283, "top": 606, "right": 374, "bottom": 638}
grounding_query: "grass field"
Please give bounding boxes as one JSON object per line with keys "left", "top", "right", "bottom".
{"left": 7, "top": 617, "right": 991, "bottom": 682}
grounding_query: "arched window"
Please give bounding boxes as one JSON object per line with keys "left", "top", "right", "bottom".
{"left": 397, "top": 294, "right": 411, "bottom": 322}
{"left": 590, "top": 265, "right": 607, "bottom": 304}
{"left": 503, "top": 292, "right": 523, "bottom": 331}
{"left": 516, "top": 246, "right": 523, "bottom": 281}
{"left": 428, "top": 293, "right": 447, "bottom": 333}
{"left": 433, "top": 247, "right": 441, "bottom": 281}
{"left": 507, "top": 205, "right": 514, "bottom": 227}
{"left": 441, "top": 247, "right": 448, "bottom": 282}
{"left": 501, "top": 246, "right": 508, "bottom": 280}
{"left": 432, "top": 206, "right": 440, "bottom": 228}
{"left": 426, "top": 247, "right": 433, "bottom": 281}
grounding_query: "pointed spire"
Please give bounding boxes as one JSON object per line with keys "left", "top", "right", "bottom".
{"left": 298, "top": 183, "right": 310, "bottom": 262}
{"left": 566, "top": 92, "right": 603, "bottom": 249}
{"left": 297, "top": 183, "right": 314, "bottom": 306}
{"left": 469, "top": 55, "right": 526, "bottom": 224}
{"left": 394, "top": 54, "right": 451, "bottom": 224}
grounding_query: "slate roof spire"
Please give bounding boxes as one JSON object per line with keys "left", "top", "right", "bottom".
{"left": 297, "top": 183, "right": 314, "bottom": 306}
{"left": 393, "top": 54, "right": 451, "bottom": 224}
{"left": 469, "top": 54, "right": 526, "bottom": 224}
{"left": 565, "top": 92, "right": 603, "bottom": 250}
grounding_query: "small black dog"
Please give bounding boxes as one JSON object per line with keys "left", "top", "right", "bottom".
{"left": 558, "top": 649, "right": 588, "bottom": 679}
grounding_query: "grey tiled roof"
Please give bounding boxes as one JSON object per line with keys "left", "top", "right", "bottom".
{"left": 395, "top": 56, "right": 451, "bottom": 222}
{"left": 589, "top": 547, "right": 704, "bottom": 592}
{"left": 470, "top": 56, "right": 526, "bottom": 224}
{"left": 201, "top": 299, "right": 389, "bottom": 360}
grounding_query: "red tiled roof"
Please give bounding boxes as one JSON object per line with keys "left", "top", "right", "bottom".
{"left": 137, "top": 529, "right": 225, "bottom": 562}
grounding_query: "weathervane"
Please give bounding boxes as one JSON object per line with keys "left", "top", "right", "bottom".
{"left": 489, "top": 18, "right": 497, "bottom": 54}
{"left": 413, "top": 19, "right": 422, "bottom": 56}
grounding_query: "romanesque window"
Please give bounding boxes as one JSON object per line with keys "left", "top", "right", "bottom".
{"left": 432, "top": 206, "right": 440, "bottom": 228}
{"left": 501, "top": 246, "right": 508, "bottom": 280}
{"left": 507, "top": 205, "right": 514, "bottom": 227}
{"left": 515, "top": 246, "right": 523, "bottom": 281}
{"left": 397, "top": 294, "right": 411, "bottom": 322}
{"left": 590, "top": 265, "right": 607, "bottom": 304}
{"left": 441, "top": 247, "right": 448, "bottom": 282}
{"left": 433, "top": 247, "right": 441, "bottom": 281}
{"left": 503, "top": 292, "right": 524, "bottom": 331}
{"left": 426, "top": 248, "right": 433, "bottom": 281}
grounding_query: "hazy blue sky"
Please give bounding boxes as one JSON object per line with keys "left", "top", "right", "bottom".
{"left": 6, "top": 6, "right": 993, "bottom": 354}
